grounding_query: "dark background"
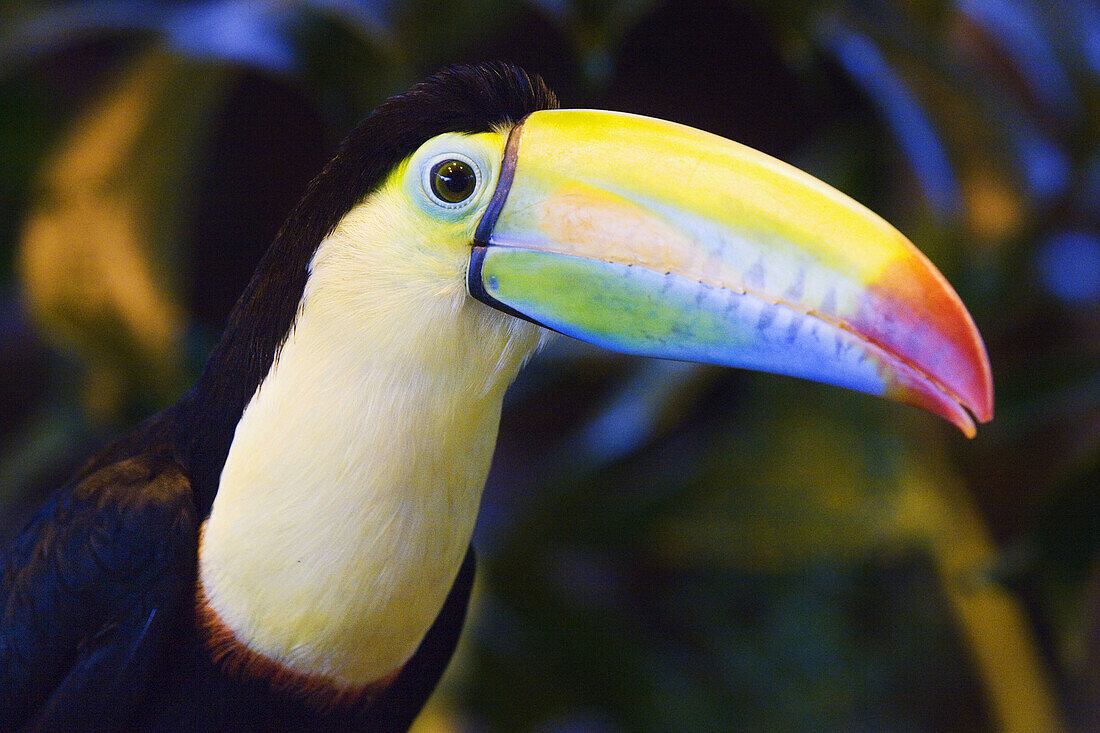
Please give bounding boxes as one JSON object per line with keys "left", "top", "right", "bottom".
{"left": 1, "top": 0, "right": 1098, "bottom": 730}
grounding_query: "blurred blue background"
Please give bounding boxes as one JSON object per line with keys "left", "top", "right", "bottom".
{"left": 1, "top": 0, "right": 1098, "bottom": 730}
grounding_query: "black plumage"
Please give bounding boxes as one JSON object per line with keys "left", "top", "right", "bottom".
{"left": 1, "top": 63, "right": 557, "bottom": 731}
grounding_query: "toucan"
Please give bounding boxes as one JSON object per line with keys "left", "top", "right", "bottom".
{"left": 0, "top": 63, "right": 992, "bottom": 731}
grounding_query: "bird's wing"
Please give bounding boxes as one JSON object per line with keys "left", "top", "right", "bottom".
{"left": 0, "top": 450, "right": 198, "bottom": 730}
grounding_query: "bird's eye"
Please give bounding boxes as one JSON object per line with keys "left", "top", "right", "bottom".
{"left": 429, "top": 159, "right": 478, "bottom": 204}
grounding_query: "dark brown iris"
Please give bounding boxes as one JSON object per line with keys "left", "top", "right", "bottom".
{"left": 430, "top": 159, "right": 477, "bottom": 203}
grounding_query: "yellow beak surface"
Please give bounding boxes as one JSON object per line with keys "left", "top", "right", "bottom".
{"left": 470, "top": 109, "right": 993, "bottom": 435}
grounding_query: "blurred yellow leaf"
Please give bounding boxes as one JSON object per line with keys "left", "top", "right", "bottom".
{"left": 17, "top": 48, "right": 226, "bottom": 420}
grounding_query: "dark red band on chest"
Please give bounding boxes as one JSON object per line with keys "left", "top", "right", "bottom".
{"left": 194, "top": 572, "right": 400, "bottom": 712}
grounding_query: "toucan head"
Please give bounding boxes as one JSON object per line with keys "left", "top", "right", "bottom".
{"left": 266, "top": 63, "right": 991, "bottom": 436}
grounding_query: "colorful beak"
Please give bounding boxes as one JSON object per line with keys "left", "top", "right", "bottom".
{"left": 469, "top": 109, "right": 993, "bottom": 436}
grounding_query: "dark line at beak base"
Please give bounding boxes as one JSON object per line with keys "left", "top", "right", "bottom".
{"left": 473, "top": 118, "right": 525, "bottom": 245}
{"left": 468, "top": 118, "right": 542, "bottom": 326}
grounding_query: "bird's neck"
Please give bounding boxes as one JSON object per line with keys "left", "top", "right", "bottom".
{"left": 196, "top": 226, "right": 542, "bottom": 689}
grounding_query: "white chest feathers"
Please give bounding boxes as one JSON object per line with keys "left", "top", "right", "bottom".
{"left": 197, "top": 201, "right": 544, "bottom": 687}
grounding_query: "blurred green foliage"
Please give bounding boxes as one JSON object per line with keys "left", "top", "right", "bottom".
{"left": 1, "top": 0, "right": 1098, "bottom": 730}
